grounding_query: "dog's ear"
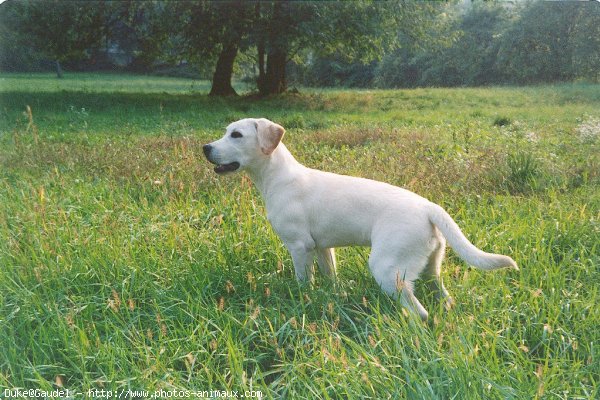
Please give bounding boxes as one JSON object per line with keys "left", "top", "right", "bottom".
{"left": 256, "top": 119, "right": 285, "bottom": 155}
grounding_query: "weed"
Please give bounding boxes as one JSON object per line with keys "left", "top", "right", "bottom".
{"left": 576, "top": 115, "right": 600, "bottom": 143}
{"left": 505, "top": 152, "right": 541, "bottom": 193}
{"left": 282, "top": 114, "right": 306, "bottom": 129}
{"left": 492, "top": 115, "right": 512, "bottom": 127}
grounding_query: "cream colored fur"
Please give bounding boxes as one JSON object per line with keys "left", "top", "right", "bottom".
{"left": 203, "top": 118, "right": 518, "bottom": 320}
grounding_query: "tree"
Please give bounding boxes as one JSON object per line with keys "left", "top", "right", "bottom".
{"left": 566, "top": 2, "right": 600, "bottom": 83}
{"left": 252, "top": 1, "right": 440, "bottom": 95}
{"left": 101, "top": 1, "right": 179, "bottom": 72}
{"left": 13, "top": 0, "right": 105, "bottom": 78}
{"left": 0, "top": 1, "right": 41, "bottom": 72}
{"left": 496, "top": 1, "right": 579, "bottom": 84}
{"left": 180, "top": 1, "right": 254, "bottom": 96}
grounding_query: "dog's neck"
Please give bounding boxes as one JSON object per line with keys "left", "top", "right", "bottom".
{"left": 246, "top": 143, "right": 302, "bottom": 199}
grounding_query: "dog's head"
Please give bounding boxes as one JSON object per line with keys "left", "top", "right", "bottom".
{"left": 203, "top": 118, "right": 285, "bottom": 174}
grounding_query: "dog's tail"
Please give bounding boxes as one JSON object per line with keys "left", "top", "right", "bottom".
{"left": 428, "top": 203, "right": 518, "bottom": 271}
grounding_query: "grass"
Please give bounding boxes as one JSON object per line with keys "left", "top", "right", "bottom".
{"left": 0, "top": 73, "right": 598, "bottom": 399}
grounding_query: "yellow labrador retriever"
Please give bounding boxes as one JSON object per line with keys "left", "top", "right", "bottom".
{"left": 203, "top": 118, "right": 518, "bottom": 320}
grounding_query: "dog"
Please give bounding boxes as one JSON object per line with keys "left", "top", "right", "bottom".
{"left": 203, "top": 118, "right": 518, "bottom": 320}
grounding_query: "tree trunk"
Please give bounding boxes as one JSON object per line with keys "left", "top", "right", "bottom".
{"left": 257, "top": 41, "right": 267, "bottom": 94}
{"left": 55, "top": 60, "right": 63, "bottom": 79}
{"left": 209, "top": 44, "right": 239, "bottom": 96}
{"left": 255, "top": 1, "right": 267, "bottom": 94}
{"left": 262, "top": 48, "right": 287, "bottom": 95}
{"left": 257, "top": 1, "right": 288, "bottom": 96}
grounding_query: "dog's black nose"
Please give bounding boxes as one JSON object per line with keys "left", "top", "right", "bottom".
{"left": 203, "top": 144, "right": 212, "bottom": 158}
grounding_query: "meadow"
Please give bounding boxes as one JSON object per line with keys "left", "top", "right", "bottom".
{"left": 0, "top": 73, "right": 598, "bottom": 399}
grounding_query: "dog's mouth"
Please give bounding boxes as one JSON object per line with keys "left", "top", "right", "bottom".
{"left": 214, "top": 162, "right": 240, "bottom": 174}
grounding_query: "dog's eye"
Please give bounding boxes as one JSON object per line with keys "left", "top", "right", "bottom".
{"left": 231, "top": 131, "right": 243, "bottom": 139}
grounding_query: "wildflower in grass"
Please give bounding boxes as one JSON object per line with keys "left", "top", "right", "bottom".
{"left": 276, "top": 347, "right": 284, "bottom": 358}
{"left": 225, "top": 280, "right": 235, "bottom": 294}
{"left": 412, "top": 336, "right": 420, "bottom": 350}
{"left": 327, "top": 302, "right": 335, "bottom": 316}
{"left": 210, "top": 214, "right": 224, "bottom": 227}
{"left": 247, "top": 272, "right": 256, "bottom": 291}
{"left": 154, "top": 314, "right": 167, "bottom": 337}
{"left": 537, "top": 382, "right": 545, "bottom": 397}
{"left": 250, "top": 306, "right": 261, "bottom": 320}
{"left": 65, "top": 312, "right": 75, "bottom": 329}
{"left": 289, "top": 317, "right": 298, "bottom": 329}
{"left": 185, "top": 353, "right": 196, "bottom": 368}
{"left": 332, "top": 317, "right": 340, "bottom": 330}
{"left": 525, "top": 131, "right": 539, "bottom": 143}
{"left": 108, "top": 289, "right": 121, "bottom": 312}
{"left": 368, "top": 335, "right": 377, "bottom": 348}
{"left": 340, "top": 353, "right": 349, "bottom": 369}
{"left": 534, "top": 364, "right": 544, "bottom": 379}
{"left": 34, "top": 267, "right": 43, "bottom": 283}
{"left": 372, "top": 356, "right": 386, "bottom": 372}
{"left": 322, "top": 348, "right": 336, "bottom": 363}
{"left": 576, "top": 116, "right": 600, "bottom": 143}
{"left": 332, "top": 336, "right": 342, "bottom": 351}
{"left": 519, "top": 344, "right": 529, "bottom": 352}
{"left": 361, "top": 372, "right": 370, "bottom": 385}
{"left": 241, "top": 175, "right": 252, "bottom": 188}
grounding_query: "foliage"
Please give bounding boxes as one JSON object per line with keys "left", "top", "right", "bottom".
{"left": 179, "top": 1, "right": 254, "bottom": 63}
{"left": 0, "top": 0, "right": 598, "bottom": 88}
{"left": 4, "top": 1, "right": 104, "bottom": 66}
{"left": 250, "top": 1, "right": 427, "bottom": 95}
{"left": 0, "top": 2, "right": 46, "bottom": 72}
{"left": 102, "top": 1, "right": 184, "bottom": 72}
{"left": 497, "top": 2, "right": 574, "bottom": 84}
{"left": 373, "top": 1, "right": 600, "bottom": 88}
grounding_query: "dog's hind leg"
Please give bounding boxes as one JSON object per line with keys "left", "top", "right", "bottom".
{"left": 316, "top": 247, "right": 337, "bottom": 278}
{"left": 369, "top": 247, "right": 429, "bottom": 321}
{"left": 423, "top": 235, "right": 455, "bottom": 310}
{"left": 398, "top": 280, "right": 429, "bottom": 322}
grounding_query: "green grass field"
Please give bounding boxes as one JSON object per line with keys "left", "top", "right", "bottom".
{"left": 0, "top": 73, "right": 598, "bottom": 399}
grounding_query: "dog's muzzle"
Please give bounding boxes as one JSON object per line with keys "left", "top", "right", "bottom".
{"left": 202, "top": 144, "right": 213, "bottom": 158}
{"left": 203, "top": 144, "right": 240, "bottom": 174}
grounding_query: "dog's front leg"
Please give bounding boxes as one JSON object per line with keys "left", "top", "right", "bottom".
{"left": 287, "top": 242, "right": 316, "bottom": 282}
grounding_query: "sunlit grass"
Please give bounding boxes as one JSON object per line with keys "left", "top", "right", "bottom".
{"left": 0, "top": 72, "right": 253, "bottom": 94}
{"left": 0, "top": 73, "right": 598, "bottom": 398}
